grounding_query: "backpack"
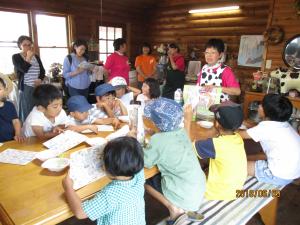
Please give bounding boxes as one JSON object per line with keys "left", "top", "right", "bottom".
{"left": 67, "top": 54, "right": 72, "bottom": 65}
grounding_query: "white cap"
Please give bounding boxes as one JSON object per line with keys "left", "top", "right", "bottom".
{"left": 110, "top": 76, "right": 127, "bottom": 87}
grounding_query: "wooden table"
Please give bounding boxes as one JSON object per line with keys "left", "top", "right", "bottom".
{"left": 0, "top": 122, "right": 262, "bottom": 225}
{"left": 243, "top": 91, "right": 300, "bottom": 119}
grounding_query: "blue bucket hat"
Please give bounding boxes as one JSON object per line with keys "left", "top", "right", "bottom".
{"left": 67, "top": 95, "right": 92, "bottom": 113}
{"left": 144, "top": 97, "right": 183, "bottom": 132}
{"left": 95, "top": 83, "right": 115, "bottom": 96}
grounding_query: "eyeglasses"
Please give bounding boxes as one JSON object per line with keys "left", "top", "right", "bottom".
{"left": 22, "top": 43, "right": 33, "bottom": 47}
{"left": 204, "top": 51, "right": 219, "bottom": 56}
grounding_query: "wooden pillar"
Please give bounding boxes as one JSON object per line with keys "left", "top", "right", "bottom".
{"left": 126, "top": 22, "right": 131, "bottom": 60}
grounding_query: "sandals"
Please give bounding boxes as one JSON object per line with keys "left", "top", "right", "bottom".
{"left": 165, "top": 211, "right": 204, "bottom": 225}
{"left": 166, "top": 213, "right": 188, "bottom": 225}
{"left": 187, "top": 211, "right": 204, "bottom": 221}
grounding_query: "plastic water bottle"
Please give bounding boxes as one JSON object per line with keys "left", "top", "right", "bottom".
{"left": 174, "top": 88, "right": 183, "bottom": 105}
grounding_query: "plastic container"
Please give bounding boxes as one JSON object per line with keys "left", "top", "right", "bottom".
{"left": 174, "top": 88, "right": 183, "bottom": 105}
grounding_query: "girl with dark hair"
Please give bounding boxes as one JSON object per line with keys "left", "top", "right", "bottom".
{"left": 136, "top": 78, "right": 160, "bottom": 112}
{"left": 135, "top": 43, "right": 157, "bottom": 89}
{"left": 104, "top": 38, "right": 130, "bottom": 84}
{"left": 12, "top": 35, "right": 45, "bottom": 122}
{"left": 63, "top": 136, "right": 146, "bottom": 225}
{"left": 63, "top": 39, "right": 91, "bottom": 98}
{"left": 162, "top": 43, "right": 185, "bottom": 99}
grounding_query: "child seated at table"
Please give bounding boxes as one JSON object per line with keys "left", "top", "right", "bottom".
{"left": 22, "top": 84, "right": 68, "bottom": 139}
{"left": 239, "top": 94, "right": 300, "bottom": 185}
{"left": 94, "top": 83, "right": 127, "bottom": 118}
{"left": 62, "top": 136, "right": 146, "bottom": 225}
{"left": 143, "top": 97, "right": 206, "bottom": 223}
{"left": 136, "top": 78, "right": 161, "bottom": 112}
{"left": 110, "top": 76, "right": 141, "bottom": 107}
{"left": 191, "top": 102, "right": 247, "bottom": 200}
{"left": 65, "top": 95, "right": 120, "bottom": 133}
{"left": 0, "top": 74, "right": 24, "bottom": 142}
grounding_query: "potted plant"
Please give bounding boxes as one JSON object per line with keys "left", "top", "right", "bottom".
{"left": 48, "top": 63, "right": 63, "bottom": 83}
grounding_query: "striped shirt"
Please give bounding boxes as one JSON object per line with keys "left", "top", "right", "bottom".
{"left": 24, "top": 56, "right": 40, "bottom": 87}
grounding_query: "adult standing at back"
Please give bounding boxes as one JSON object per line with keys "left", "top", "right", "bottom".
{"left": 162, "top": 43, "right": 185, "bottom": 99}
{"left": 63, "top": 39, "right": 91, "bottom": 98}
{"left": 12, "top": 35, "right": 45, "bottom": 122}
{"left": 104, "top": 38, "right": 130, "bottom": 84}
{"left": 135, "top": 43, "right": 157, "bottom": 89}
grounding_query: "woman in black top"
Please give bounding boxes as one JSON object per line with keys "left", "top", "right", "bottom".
{"left": 12, "top": 35, "right": 45, "bottom": 122}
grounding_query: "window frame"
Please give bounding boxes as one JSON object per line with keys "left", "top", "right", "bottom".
{"left": 98, "top": 23, "right": 124, "bottom": 62}
{"left": 0, "top": 7, "right": 72, "bottom": 74}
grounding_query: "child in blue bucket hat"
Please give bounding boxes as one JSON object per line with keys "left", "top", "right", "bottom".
{"left": 66, "top": 95, "right": 120, "bottom": 132}
{"left": 94, "top": 83, "right": 127, "bottom": 118}
{"left": 143, "top": 97, "right": 206, "bottom": 224}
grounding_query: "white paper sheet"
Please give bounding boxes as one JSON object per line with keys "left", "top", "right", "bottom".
{"left": 81, "top": 125, "right": 114, "bottom": 134}
{"left": 43, "top": 130, "right": 88, "bottom": 151}
{"left": 97, "top": 125, "right": 114, "bottom": 132}
{"left": 105, "top": 125, "right": 130, "bottom": 141}
{"left": 69, "top": 145, "right": 106, "bottom": 190}
{"left": 0, "top": 149, "right": 37, "bottom": 165}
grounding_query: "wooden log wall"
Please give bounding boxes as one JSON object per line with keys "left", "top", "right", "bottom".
{"left": 0, "top": 0, "right": 148, "bottom": 63}
{"left": 145, "top": 0, "right": 272, "bottom": 97}
{"left": 265, "top": 0, "right": 300, "bottom": 71}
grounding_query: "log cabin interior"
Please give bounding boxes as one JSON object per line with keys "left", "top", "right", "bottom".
{"left": 0, "top": 0, "right": 300, "bottom": 225}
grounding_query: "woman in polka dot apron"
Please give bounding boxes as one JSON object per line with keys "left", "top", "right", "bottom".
{"left": 196, "top": 39, "right": 241, "bottom": 102}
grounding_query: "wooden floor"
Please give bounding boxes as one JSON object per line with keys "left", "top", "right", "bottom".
{"left": 58, "top": 182, "right": 300, "bottom": 225}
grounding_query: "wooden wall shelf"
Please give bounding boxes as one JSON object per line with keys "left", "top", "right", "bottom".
{"left": 243, "top": 91, "right": 300, "bottom": 119}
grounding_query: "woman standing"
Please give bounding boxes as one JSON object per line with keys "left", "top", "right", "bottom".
{"left": 104, "top": 38, "right": 130, "bottom": 84}
{"left": 135, "top": 43, "right": 157, "bottom": 89}
{"left": 12, "top": 35, "right": 45, "bottom": 122}
{"left": 63, "top": 39, "right": 90, "bottom": 98}
{"left": 162, "top": 43, "right": 185, "bottom": 99}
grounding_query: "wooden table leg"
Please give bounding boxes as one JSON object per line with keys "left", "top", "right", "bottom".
{"left": 259, "top": 197, "right": 278, "bottom": 225}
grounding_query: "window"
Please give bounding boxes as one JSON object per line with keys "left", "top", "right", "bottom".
{"left": 36, "top": 14, "right": 69, "bottom": 72}
{"left": 0, "top": 11, "right": 30, "bottom": 74}
{"left": 0, "top": 9, "right": 70, "bottom": 75}
{"left": 99, "top": 26, "right": 122, "bottom": 63}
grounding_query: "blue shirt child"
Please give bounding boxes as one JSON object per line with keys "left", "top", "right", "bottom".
{"left": 0, "top": 101, "right": 18, "bottom": 142}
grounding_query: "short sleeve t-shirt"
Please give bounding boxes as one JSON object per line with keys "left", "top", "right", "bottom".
{"left": 247, "top": 121, "right": 300, "bottom": 179}
{"left": 22, "top": 107, "right": 68, "bottom": 137}
{"left": 194, "top": 133, "right": 247, "bottom": 200}
{"left": 0, "top": 101, "right": 18, "bottom": 142}
{"left": 135, "top": 55, "right": 157, "bottom": 82}
{"left": 82, "top": 170, "right": 146, "bottom": 225}
{"left": 104, "top": 52, "right": 130, "bottom": 84}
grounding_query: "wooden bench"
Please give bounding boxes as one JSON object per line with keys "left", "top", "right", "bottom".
{"left": 157, "top": 176, "right": 282, "bottom": 225}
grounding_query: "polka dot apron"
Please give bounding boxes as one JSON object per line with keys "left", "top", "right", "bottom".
{"left": 199, "top": 63, "right": 229, "bottom": 102}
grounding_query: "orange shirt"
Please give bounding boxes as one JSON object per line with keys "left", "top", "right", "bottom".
{"left": 135, "top": 55, "right": 157, "bottom": 82}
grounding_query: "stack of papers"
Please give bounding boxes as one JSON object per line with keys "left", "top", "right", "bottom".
{"left": 0, "top": 149, "right": 37, "bottom": 165}
{"left": 70, "top": 145, "right": 106, "bottom": 190}
{"left": 43, "top": 130, "right": 88, "bottom": 151}
{"left": 36, "top": 130, "right": 88, "bottom": 161}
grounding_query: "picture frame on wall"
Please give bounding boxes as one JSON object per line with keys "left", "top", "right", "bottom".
{"left": 237, "top": 35, "right": 264, "bottom": 67}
